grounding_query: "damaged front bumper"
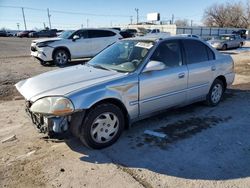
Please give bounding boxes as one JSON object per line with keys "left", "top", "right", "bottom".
{"left": 25, "top": 100, "right": 85, "bottom": 137}
{"left": 25, "top": 100, "right": 70, "bottom": 135}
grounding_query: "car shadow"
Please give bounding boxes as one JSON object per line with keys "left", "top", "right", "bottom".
{"left": 64, "top": 87, "right": 250, "bottom": 181}
{"left": 221, "top": 46, "right": 250, "bottom": 55}
{"left": 42, "top": 58, "right": 90, "bottom": 68}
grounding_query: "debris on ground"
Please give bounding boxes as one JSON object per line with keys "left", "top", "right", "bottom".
{"left": 1, "top": 135, "right": 17, "bottom": 143}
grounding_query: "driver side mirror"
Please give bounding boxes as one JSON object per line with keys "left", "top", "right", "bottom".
{"left": 72, "top": 35, "right": 80, "bottom": 41}
{"left": 143, "top": 60, "right": 166, "bottom": 73}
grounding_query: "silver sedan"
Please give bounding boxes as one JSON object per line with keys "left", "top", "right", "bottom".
{"left": 16, "top": 36, "right": 235, "bottom": 149}
{"left": 207, "top": 34, "right": 245, "bottom": 50}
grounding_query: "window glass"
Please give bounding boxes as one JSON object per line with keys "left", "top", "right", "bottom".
{"left": 206, "top": 47, "right": 215, "bottom": 60}
{"left": 182, "top": 39, "right": 209, "bottom": 64}
{"left": 150, "top": 40, "right": 182, "bottom": 68}
{"left": 72, "top": 30, "right": 87, "bottom": 38}
{"left": 88, "top": 30, "right": 116, "bottom": 38}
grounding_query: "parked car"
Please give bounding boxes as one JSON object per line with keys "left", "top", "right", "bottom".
{"left": 17, "top": 30, "right": 35, "bottom": 37}
{"left": 148, "top": 29, "right": 160, "bottom": 34}
{"left": 178, "top": 34, "right": 201, "bottom": 39}
{"left": 121, "top": 29, "right": 137, "bottom": 37}
{"left": 30, "top": 28, "right": 122, "bottom": 65}
{"left": 16, "top": 36, "right": 235, "bottom": 149}
{"left": 29, "top": 29, "right": 57, "bottom": 38}
{"left": 0, "top": 30, "right": 7, "bottom": 37}
{"left": 119, "top": 30, "right": 135, "bottom": 38}
{"left": 207, "top": 34, "right": 245, "bottom": 50}
{"left": 232, "top": 29, "right": 248, "bottom": 39}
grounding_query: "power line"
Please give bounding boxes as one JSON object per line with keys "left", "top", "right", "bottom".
{"left": 0, "top": 5, "right": 131, "bottom": 18}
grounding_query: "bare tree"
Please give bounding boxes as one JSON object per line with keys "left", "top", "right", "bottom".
{"left": 203, "top": 1, "right": 249, "bottom": 28}
{"left": 175, "top": 19, "right": 189, "bottom": 27}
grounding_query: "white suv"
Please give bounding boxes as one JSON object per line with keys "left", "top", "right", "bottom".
{"left": 30, "top": 28, "right": 122, "bottom": 65}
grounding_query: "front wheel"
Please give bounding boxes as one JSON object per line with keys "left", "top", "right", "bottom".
{"left": 206, "top": 79, "right": 224, "bottom": 106}
{"left": 221, "top": 44, "right": 227, "bottom": 50}
{"left": 53, "top": 49, "right": 69, "bottom": 66}
{"left": 79, "top": 103, "right": 125, "bottom": 149}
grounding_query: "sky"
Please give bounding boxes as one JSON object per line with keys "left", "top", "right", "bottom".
{"left": 0, "top": 0, "right": 238, "bottom": 30}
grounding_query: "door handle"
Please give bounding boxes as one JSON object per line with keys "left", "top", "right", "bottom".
{"left": 178, "top": 73, "right": 185, "bottom": 79}
{"left": 211, "top": 66, "right": 216, "bottom": 71}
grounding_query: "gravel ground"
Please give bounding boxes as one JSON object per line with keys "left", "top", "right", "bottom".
{"left": 0, "top": 37, "right": 250, "bottom": 188}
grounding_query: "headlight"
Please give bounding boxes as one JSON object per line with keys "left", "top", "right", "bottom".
{"left": 37, "top": 41, "right": 55, "bottom": 48}
{"left": 30, "top": 97, "right": 74, "bottom": 116}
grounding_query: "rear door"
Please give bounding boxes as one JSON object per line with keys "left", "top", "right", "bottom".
{"left": 88, "top": 30, "right": 118, "bottom": 56}
{"left": 182, "top": 39, "right": 215, "bottom": 102}
{"left": 139, "top": 40, "right": 188, "bottom": 115}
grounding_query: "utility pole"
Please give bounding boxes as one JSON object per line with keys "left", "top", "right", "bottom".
{"left": 190, "top": 20, "right": 193, "bottom": 27}
{"left": 21, "top": 7, "right": 27, "bottom": 30}
{"left": 43, "top": 22, "right": 46, "bottom": 29}
{"left": 86, "top": 19, "right": 89, "bottom": 28}
{"left": 135, "top": 8, "right": 139, "bottom": 24}
{"left": 17, "top": 23, "right": 20, "bottom": 31}
{"left": 47, "top": 8, "right": 52, "bottom": 29}
{"left": 130, "top": 16, "right": 133, "bottom": 25}
{"left": 81, "top": 24, "right": 83, "bottom": 29}
{"left": 171, "top": 14, "right": 174, "bottom": 25}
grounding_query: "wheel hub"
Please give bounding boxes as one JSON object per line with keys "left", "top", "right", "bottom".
{"left": 90, "top": 112, "right": 119, "bottom": 143}
{"left": 211, "top": 83, "right": 223, "bottom": 104}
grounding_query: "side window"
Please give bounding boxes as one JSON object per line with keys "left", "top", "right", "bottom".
{"left": 150, "top": 40, "right": 182, "bottom": 68}
{"left": 206, "top": 47, "right": 215, "bottom": 60}
{"left": 182, "top": 40, "right": 209, "bottom": 64}
{"left": 72, "top": 30, "right": 87, "bottom": 38}
{"left": 88, "top": 30, "right": 115, "bottom": 38}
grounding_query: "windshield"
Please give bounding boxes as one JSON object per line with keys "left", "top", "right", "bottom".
{"left": 58, "top": 30, "right": 74, "bottom": 39}
{"left": 88, "top": 40, "right": 154, "bottom": 73}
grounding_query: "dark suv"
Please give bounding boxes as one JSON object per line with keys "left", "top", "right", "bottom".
{"left": 29, "top": 29, "right": 57, "bottom": 38}
{"left": 232, "top": 29, "right": 248, "bottom": 39}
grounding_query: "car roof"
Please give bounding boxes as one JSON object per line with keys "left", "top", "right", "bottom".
{"left": 77, "top": 28, "right": 120, "bottom": 34}
{"left": 122, "top": 35, "right": 202, "bottom": 42}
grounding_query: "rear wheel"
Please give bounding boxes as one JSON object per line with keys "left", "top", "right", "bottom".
{"left": 79, "top": 103, "right": 124, "bottom": 149}
{"left": 53, "top": 49, "right": 69, "bottom": 66}
{"left": 206, "top": 79, "right": 224, "bottom": 106}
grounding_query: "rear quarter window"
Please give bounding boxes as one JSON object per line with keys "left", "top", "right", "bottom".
{"left": 88, "top": 30, "right": 116, "bottom": 38}
{"left": 182, "top": 39, "right": 214, "bottom": 64}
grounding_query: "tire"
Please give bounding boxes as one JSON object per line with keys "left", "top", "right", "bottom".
{"left": 206, "top": 79, "right": 225, "bottom": 106}
{"left": 53, "top": 49, "right": 69, "bottom": 66}
{"left": 79, "top": 103, "right": 125, "bottom": 149}
{"left": 221, "top": 44, "right": 227, "bottom": 50}
{"left": 39, "top": 59, "right": 47, "bottom": 66}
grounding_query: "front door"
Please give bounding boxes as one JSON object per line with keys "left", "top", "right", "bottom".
{"left": 139, "top": 40, "right": 188, "bottom": 116}
{"left": 68, "top": 30, "right": 92, "bottom": 58}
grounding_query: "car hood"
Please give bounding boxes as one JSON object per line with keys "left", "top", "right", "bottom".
{"left": 32, "top": 37, "right": 62, "bottom": 43}
{"left": 15, "top": 65, "right": 125, "bottom": 102}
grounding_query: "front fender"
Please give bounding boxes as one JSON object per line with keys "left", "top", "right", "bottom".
{"left": 67, "top": 74, "right": 139, "bottom": 120}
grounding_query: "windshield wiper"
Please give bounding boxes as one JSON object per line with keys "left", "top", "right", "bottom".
{"left": 91, "top": 64, "right": 112, "bottom": 71}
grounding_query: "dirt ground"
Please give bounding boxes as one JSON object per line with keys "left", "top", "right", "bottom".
{"left": 0, "top": 37, "right": 250, "bottom": 188}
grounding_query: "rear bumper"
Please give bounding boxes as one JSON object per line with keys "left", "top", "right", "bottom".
{"left": 225, "top": 72, "right": 235, "bottom": 86}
